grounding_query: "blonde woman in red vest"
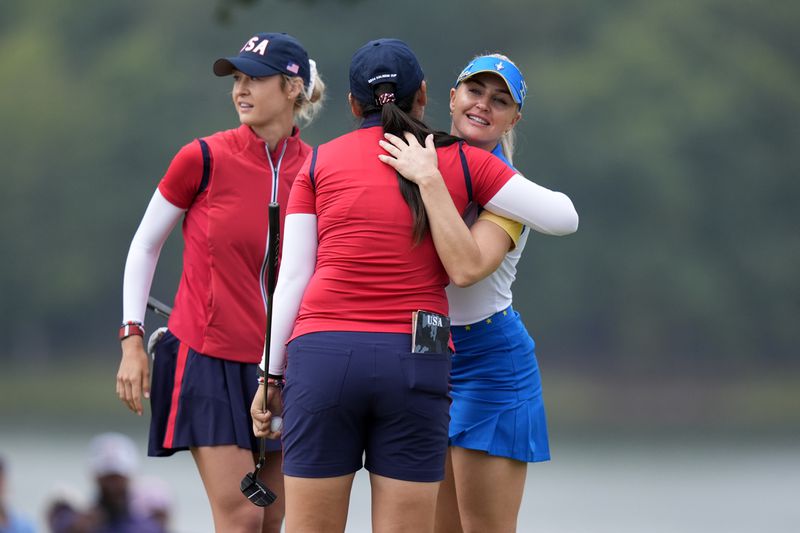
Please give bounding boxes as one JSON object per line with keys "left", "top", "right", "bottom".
{"left": 115, "top": 32, "right": 324, "bottom": 533}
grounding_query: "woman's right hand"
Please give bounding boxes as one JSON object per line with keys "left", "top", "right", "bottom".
{"left": 378, "top": 132, "right": 442, "bottom": 187}
{"left": 116, "top": 336, "right": 151, "bottom": 416}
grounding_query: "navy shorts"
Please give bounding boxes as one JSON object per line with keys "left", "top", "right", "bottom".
{"left": 148, "top": 330, "right": 280, "bottom": 456}
{"left": 281, "top": 331, "right": 451, "bottom": 482}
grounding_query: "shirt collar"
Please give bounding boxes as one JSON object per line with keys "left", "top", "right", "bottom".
{"left": 237, "top": 124, "right": 302, "bottom": 161}
{"left": 360, "top": 113, "right": 382, "bottom": 129}
{"left": 491, "top": 143, "right": 515, "bottom": 170}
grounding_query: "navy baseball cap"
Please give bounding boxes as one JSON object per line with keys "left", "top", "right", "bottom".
{"left": 456, "top": 55, "right": 528, "bottom": 108}
{"left": 349, "top": 38, "right": 425, "bottom": 104}
{"left": 213, "top": 32, "right": 311, "bottom": 88}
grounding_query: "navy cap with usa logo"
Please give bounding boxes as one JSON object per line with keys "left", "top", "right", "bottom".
{"left": 349, "top": 38, "right": 424, "bottom": 105}
{"left": 213, "top": 32, "right": 311, "bottom": 88}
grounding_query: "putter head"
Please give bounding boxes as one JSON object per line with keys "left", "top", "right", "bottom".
{"left": 240, "top": 471, "right": 277, "bottom": 507}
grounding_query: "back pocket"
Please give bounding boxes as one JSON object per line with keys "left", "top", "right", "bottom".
{"left": 399, "top": 351, "right": 452, "bottom": 397}
{"left": 287, "top": 343, "right": 352, "bottom": 413}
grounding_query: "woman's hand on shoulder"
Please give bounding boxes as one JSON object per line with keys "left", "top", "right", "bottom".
{"left": 378, "top": 132, "right": 442, "bottom": 187}
{"left": 116, "top": 336, "right": 151, "bottom": 416}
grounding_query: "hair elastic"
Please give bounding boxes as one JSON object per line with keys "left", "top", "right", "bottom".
{"left": 376, "top": 92, "right": 396, "bottom": 106}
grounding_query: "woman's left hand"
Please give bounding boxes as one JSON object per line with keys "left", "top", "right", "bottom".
{"left": 378, "top": 133, "right": 441, "bottom": 186}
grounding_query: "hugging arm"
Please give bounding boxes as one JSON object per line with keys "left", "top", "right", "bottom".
{"left": 379, "top": 133, "right": 510, "bottom": 285}
{"left": 380, "top": 131, "right": 578, "bottom": 236}
{"left": 379, "top": 135, "right": 502, "bottom": 285}
{"left": 452, "top": 219, "right": 515, "bottom": 286}
{"left": 484, "top": 176, "right": 578, "bottom": 235}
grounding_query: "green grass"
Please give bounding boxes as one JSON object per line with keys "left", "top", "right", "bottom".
{"left": 543, "top": 370, "right": 800, "bottom": 438}
{"left": 2, "top": 361, "right": 799, "bottom": 438}
{"left": 2, "top": 358, "right": 125, "bottom": 418}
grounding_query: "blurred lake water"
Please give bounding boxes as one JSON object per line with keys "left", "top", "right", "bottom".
{"left": 1, "top": 428, "right": 797, "bottom": 532}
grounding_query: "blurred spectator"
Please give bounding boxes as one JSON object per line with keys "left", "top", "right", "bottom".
{"left": 45, "top": 484, "right": 85, "bottom": 533}
{"left": 131, "top": 477, "right": 173, "bottom": 532}
{"left": 0, "top": 456, "right": 35, "bottom": 533}
{"left": 48, "top": 433, "right": 164, "bottom": 533}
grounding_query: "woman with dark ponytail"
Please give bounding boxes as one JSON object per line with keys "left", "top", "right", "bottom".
{"left": 365, "top": 81, "right": 464, "bottom": 243}
{"left": 250, "top": 38, "right": 577, "bottom": 532}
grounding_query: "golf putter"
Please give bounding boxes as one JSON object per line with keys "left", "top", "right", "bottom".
{"left": 240, "top": 457, "right": 277, "bottom": 507}
{"left": 146, "top": 295, "right": 173, "bottom": 318}
{"left": 145, "top": 296, "right": 171, "bottom": 358}
{"left": 241, "top": 202, "right": 281, "bottom": 507}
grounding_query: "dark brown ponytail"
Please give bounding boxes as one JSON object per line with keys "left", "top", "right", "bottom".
{"left": 360, "top": 83, "right": 461, "bottom": 244}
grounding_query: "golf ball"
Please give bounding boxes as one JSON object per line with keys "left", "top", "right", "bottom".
{"left": 270, "top": 416, "right": 283, "bottom": 432}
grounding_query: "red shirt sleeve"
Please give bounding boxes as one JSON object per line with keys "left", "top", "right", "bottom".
{"left": 287, "top": 153, "right": 316, "bottom": 215}
{"left": 157, "top": 140, "right": 205, "bottom": 209}
{"left": 462, "top": 144, "right": 517, "bottom": 206}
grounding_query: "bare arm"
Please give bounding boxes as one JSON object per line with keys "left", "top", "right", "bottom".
{"left": 458, "top": 219, "right": 514, "bottom": 286}
{"left": 379, "top": 133, "right": 514, "bottom": 286}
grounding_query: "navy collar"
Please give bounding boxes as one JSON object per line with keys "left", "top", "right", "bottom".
{"left": 491, "top": 143, "right": 515, "bottom": 171}
{"left": 360, "top": 113, "right": 382, "bottom": 129}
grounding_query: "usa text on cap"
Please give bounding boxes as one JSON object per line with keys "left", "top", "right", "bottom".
{"left": 213, "top": 32, "right": 311, "bottom": 88}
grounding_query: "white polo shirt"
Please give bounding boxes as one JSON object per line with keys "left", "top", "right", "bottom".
{"left": 447, "top": 210, "right": 528, "bottom": 326}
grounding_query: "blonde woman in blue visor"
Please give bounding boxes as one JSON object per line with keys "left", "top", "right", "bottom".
{"left": 379, "top": 54, "right": 578, "bottom": 532}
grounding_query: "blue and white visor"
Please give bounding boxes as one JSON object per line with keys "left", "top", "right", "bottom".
{"left": 455, "top": 56, "right": 527, "bottom": 108}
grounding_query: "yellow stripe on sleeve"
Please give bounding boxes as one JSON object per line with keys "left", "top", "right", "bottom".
{"left": 478, "top": 210, "right": 523, "bottom": 248}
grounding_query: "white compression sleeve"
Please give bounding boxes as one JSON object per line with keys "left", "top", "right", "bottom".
{"left": 122, "top": 190, "right": 185, "bottom": 323}
{"left": 261, "top": 213, "right": 318, "bottom": 375}
{"left": 484, "top": 174, "right": 579, "bottom": 236}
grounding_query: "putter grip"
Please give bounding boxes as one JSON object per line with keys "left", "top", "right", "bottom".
{"left": 262, "top": 202, "right": 281, "bottom": 427}
{"left": 266, "top": 203, "right": 280, "bottom": 296}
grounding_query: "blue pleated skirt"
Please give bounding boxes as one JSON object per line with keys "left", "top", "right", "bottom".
{"left": 449, "top": 307, "right": 550, "bottom": 463}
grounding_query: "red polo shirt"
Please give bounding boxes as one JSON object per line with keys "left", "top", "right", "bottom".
{"left": 286, "top": 122, "right": 515, "bottom": 341}
{"left": 158, "top": 124, "right": 311, "bottom": 363}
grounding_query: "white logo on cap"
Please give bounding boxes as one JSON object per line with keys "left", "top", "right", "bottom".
{"left": 495, "top": 62, "right": 504, "bottom": 71}
{"left": 368, "top": 73, "right": 398, "bottom": 84}
{"left": 242, "top": 36, "right": 270, "bottom": 56}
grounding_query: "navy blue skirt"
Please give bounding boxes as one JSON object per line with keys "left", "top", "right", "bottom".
{"left": 148, "top": 330, "right": 280, "bottom": 456}
{"left": 449, "top": 307, "right": 550, "bottom": 463}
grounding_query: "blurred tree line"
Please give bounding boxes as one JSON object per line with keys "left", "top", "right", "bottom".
{"left": 1, "top": 0, "right": 797, "bottom": 377}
